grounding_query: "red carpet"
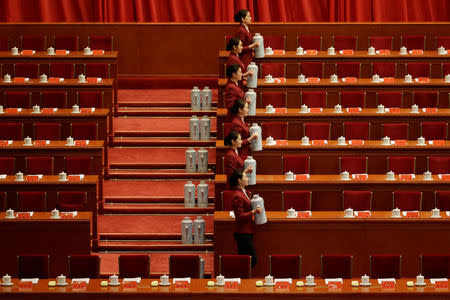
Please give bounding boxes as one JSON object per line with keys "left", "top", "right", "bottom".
{"left": 118, "top": 77, "right": 218, "bottom": 89}
{"left": 118, "top": 89, "right": 218, "bottom": 107}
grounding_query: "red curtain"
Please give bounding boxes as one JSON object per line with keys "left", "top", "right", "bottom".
{"left": 0, "top": 0, "right": 449, "bottom": 22}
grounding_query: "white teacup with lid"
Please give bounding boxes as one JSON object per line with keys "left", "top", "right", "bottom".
{"left": 32, "top": 105, "right": 40, "bottom": 113}
{"left": 300, "top": 104, "right": 308, "bottom": 113}
{"left": 160, "top": 274, "right": 169, "bottom": 285}
{"left": 404, "top": 74, "right": 413, "bottom": 82}
{"left": 392, "top": 207, "right": 401, "bottom": 218}
{"left": 2, "top": 274, "right": 12, "bottom": 286}
{"left": 344, "top": 208, "right": 354, "bottom": 218}
{"left": 377, "top": 104, "right": 385, "bottom": 113}
{"left": 330, "top": 74, "right": 338, "bottom": 82}
{"left": 400, "top": 46, "right": 407, "bottom": 55}
{"left": 437, "top": 46, "right": 446, "bottom": 55}
{"left": 0, "top": 105, "right": 3, "bottom": 114}
{"left": 285, "top": 171, "right": 294, "bottom": 181}
{"left": 83, "top": 47, "right": 92, "bottom": 55}
{"left": 51, "top": 208, "right": 60, "bottom": 219}
{"left": 109, "top": 274, "right": 119, "bottom": 286}
{"left": 266, "top": 136, "right": 274, "bottom": 145}
{"left": 431, "top": 208, "right": 441, "bottom": 218}
{"left": 340, "top": 171, "right": 350, "bottom": 180}
{"left": 297, "top": 74, "right": 306, "bottom": 83}
{"left": 337, "top": 136, "right": 346, "bottom": 145}
{"left": 423, "top": 171, "right": 432, "bottom": 181}
{"left": 24, "top": 136, "right": 32, "bottom": 146}
{"left": 56, "top": 274, "right": 67, "bottom": 286}
{"left": 58, "top": 171, "right": 67, "bottom": 181}
{"left": 11, "top": 47, "right": 19, "bottom": 55}
{"left": 287, "top": 208, "right": 297, "bottom": 218}
{"left": 334, "top": 104, "right": 342, "bottom": 113}
{"left": 417, "top": 136, "right": 426, "bottom": 145}
{"left": 445, "top": 74, "right": 450, "bottom": 82}
{"left": 47, "top": 47, "right": 55, "bottom": 55}
{"left": 3, "top": 74, "right": 11, "bottom": 83}
{"left": 372, "top": 74, "right": 381, "bottom": 83}
{"left": 216, "top": 274, "right": 225, "bottom": 286}
{"left": 5, "top": 209, "right": 15, "bottom": 219}
{"left": 410, "top": 104, "right": 419, "bottom": 113}
{"left": 78, "top": 74, "right": 86, "bottom": 82}
{"left": 381, "top": 136, "right": 391, "bottom": 145}
{"left": 415, "top": 274, "right": 425, "bottom": 286}
{"left": 386, "top": 171, "right": 395, "bottom": 180}
{"left": 265, "top": 104, "right": 274, "bottom": 113}
{"left": 39, "top": 74, "right": 48, "bottom": 82}
{"left": 301, "top": 136, "right": 310, "bottom": 145}
{"left": 264, "top": 274, "right": 274, "bottom": 286}
{"left": 296, "top": 46, "right": 304, "bottom": 55}
{"left": 265, "top": 74, "right": 274, "bottom": 83}
{"left": 264, "top": 47, "right": 273, "bottom": 55}
{"left": 327, "top": 46, "right": 335, "bottom": 55}
{"left": 361, "top": 274, "right": 370, "bottom": 286}
{"left": 15, "top": 171, "right": 24, "bottom": 181}
{"left": 72, "top": 104, "right": 80, "bottom": 113}
{"left": 66, "top": 137, "right": 74, "bottom": 146}
{"left": 305, "top": 274, "right": 315, "bottom": 286}
{"left": 368, "top": 46, "right": 376, "bottom": 55}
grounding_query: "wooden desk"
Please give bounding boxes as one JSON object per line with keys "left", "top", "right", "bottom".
{"left": 215, "top": 211, "right": 450, "bottom": 278}
{"left": 217, "top": 78, "right": 450, "bottom": 108}
{"left": 216, "top": 108, "right": 450, "bottom": 139}
{"left": 0, "top": 212, "right": 91, "bottom": 278}
{"left": 216, "top": 140, "right": 450, "bottom": 175}
{"left": 218, "top": 50, "right": 450, "bottom": 78}
{"left": 0, "top": 175, "right": 99, "bottom": 239}
{"left": 0, "top": 109, "right": 110, "bottom": 141}
{"left": 1, "top": 278, "right": 449, "bottom": 300}
{"left": 214, "top": 174, "right": 450, "bottom": 211}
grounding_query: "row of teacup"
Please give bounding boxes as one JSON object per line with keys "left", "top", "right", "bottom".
{"left": 284, "top": 170, "right": 435, "bottom": 181}
{"left": 0, "top": 104, "right": 88, "bottom": 114}
{"left": 295, "top": 45, "right": 448, "bottom": 56}
{"left": 296, "top": 73, "right": 450, "bottom": 83}
{"left": 5, "top": 208, "right": 64, "bottom": 219}
{"left": 294, "top": 136, "right": 430, "bottom": 146}
{"left": 10, "top": 46, "right": 95, "bottom": 56}
{"left": 3, "top": 73, "right": 98, "bottom": 83}
{"left": 12, "top": 171, "right": 76, "bottom": 182}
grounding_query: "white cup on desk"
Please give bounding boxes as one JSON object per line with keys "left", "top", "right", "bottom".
{"left": 417, "top": 136, "right": 426, "bottom": 145}
{"left": 437, "top": 46, "right": 446, "bottom": 55}
{"left": 32, "top": 105, "right": 40, "bottom": 113}
{"left": 51, "top": 208, "right": 60, "bottom": 219}
{"left": 344, "top": 208, "right": 354, "bottom": 218}
{"left": 361, "top": 274, "right": 370, "bottom": 286}
{"left": 5, "top": 209, "right": 15, "bottom": 219}
{"left": 0, "top": 105, "right": 3, "bottom": 114}
{"left": 56, "top": 274, "right": 66, "bottom": 286}
{"left": 297, "top": 74, "right": 306, "bottom": 83}
{"left": 301, "top": 136, "right": 310, "bottom": 145}
{"left": 377, "top": 104, "right": 385, "bottom": 113}
{"left": 330, "top": 74, "right": 338, "bottom": 82}
{"left": 3, "top": 74, "right": 11, "bottom": 83}
{"left": 58, "top": 172, "right": 67, "bottom": 181}
{"left": 404, "top": 74, "right": 413, "bottom": 83}
{"left": 386, "top": 171, "right": 395, "bottom": 180}
{"left": 83, "top": 47, "right": 92, "bottom": 55}
{"left": 400, "top": 46, "right": 407, "bottom": 55}
{"left": 15, "top": 172, "right": 24, "bottom": 181}
{"left": 416, "top": 274, "right": 425, "bottom": 286}
{"left": 340, "top": 171, "right": 350, "bottom": 180}
{"left": 78, "top": 74, "right": 86, "bottom": 83}
{"left": 327, "top": 46, "right": 335, "bottom": 55}
{"left": 72, "top": 104, "right": 80, "bottom": 113}
{"left": 368, "top": 46, "right": 375, "bottom": 55}
{"left": 306, "top": 274, "right": 315, "bottom": 286}
{"left": 264, "top": 47, "right": 273, "bottom": 55}
{"left": 337, "top": 136, "right": 346, "bottom": 145}
{"left": 300, "top": 104, "right": 308, "bottom": 113}
{"left": 423, "top": 171, "right": 432, "bottom": 181}
{"left": 109, "top": 274, "right": 119, "bottom": 285}
{"left": 285, "top": 171, "right": 294, "bottom": 180}
{"left": 265, "top": 275, "right": 274, "bottom": 285}
{"left": 266, "top": 136, "right": 274, "bottom": 145}
{"left": 372, "top": 74, "right": 381, "bottom": 83}
{"left": 11, "top": 47, "right": 19, "bottom": 55}
{"left": 445, "top": 74, "right": 450, "bottom": 82}
{"left": 264, "top": 74, "right": 274, "bottom": 83}
{"left": 334, "top": 104, "right": 342, "bottom": 113}
{"left": 296, "top": 46, "right": 304, "bottom": 55}
{"left": 391, "top": 207, "right": 401, "bottom": 218}
{"left": 431, "top": 208, "right": 441, "bottom": 218}
{"left": 160, "top": 274, "right": 169, "bottom": 285}
{"left": 216, "top": 274, "right": 225, "bottom": 286}
{"left": 265, "top": 104, "right": 275, "bottom": 113}
{"left": 66, "top": 137, "right": 74, "bottom": 146}
{"left": 39, "top": 74, "right": 48, "bottom": 82}
{"left": 410, "top": 104, "right": 419, "bottom": 113}
{"left": 47, "top": 47, "right": 55, "bottom": 55}
{"left": 2, "top": 274, "right": 12, "bottom": 286}
{"left": 287, "top": 208, "right": 296, "bottom": 218}
{"left": 24, "top": 136, "right": 32, "bottom": 146}
{"left": 381, "top": 136, "right": 391, "bottom": 145}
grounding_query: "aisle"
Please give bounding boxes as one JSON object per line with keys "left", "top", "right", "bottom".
{"left": 96, "top": 89, "right": 217, "bottom": 276}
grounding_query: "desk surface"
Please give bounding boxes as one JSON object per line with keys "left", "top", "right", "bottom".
{"left": 0, "top": 79, "right": 113, "bottom": 87}
{"left": 0, "top": 51, "right": 118, "bottom": 60}
{"left": 0, "top": 140, "right": 104, "bottom": 149}
{"left": 0, "top": 109, "right": 108, "bottom": 117}
{"left": 0, "top": 211, "right": 91, "bottom": 221}
{"left": 0, "top": 175, "right": 98, "bottom": 184}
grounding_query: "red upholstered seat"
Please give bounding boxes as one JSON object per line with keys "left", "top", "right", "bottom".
{"left": 17, "top": 191, "right": 46, "bottom": 211}
{"left": 282, "top": 156, "right": 310, "bottom": 174}
{"left": 65, "top": 156, "right": 92, "bottom": 174}
{"left": 336, "top": 62, "right": 361, "bottom": 78}
{"left": 393, "top": 191, "right": 422, "bottom": 211}
{"left": 387, "top": 156, "right": 416, "bottom": 174}
{"left": 443, "top": 63, "right": 450, "bottom": 77}
{"left": 71, "top": 123, "right": 98, "bottom": 140}
{"left": 343, "top": 191, "right": 372, "bottom": 211}
{"left": 50, "top": 63, "right": 75, "bottom": 79}
{"left": 34, "top": 123, "right": 61, "bottom": 140}
{"left": 321, "top": 254, "right": 353, "bottom": 278}
{"left": 339, "top": 92, "right": 365, "bottom": 108}
{"left": 5, "top": 91, "right": 32, "bottom": 108}
{"left": 370, "top": 254, "right": 402, "bottom": 278}
{"left": 339, "top": 157, "right": 368, "bottom": 174}
{"left": 57, "top": 191, "right": 87, "bottom": 211}
{"left": 270, "top": 255, "right": 302, "bottom": 278}
{"left": 401, "top": 35, "right": 425, "bottom": 50}
{"left": 382, "top": 123, "right": 409, "bottom": 140}
{"left": 26, "top": 157, "right": 54, "bottom": 174}
{"left": 297, "top": 36, "right": 322, "bottom": 50}
{"left": 264, "top": 35, "right": 286, "bottom": 50}
{"left": 376, "top": 92, "right": 403, "bottom": 108}
{"left": 413, "top": 92, "right": 438, "bottom": 108}
{"left": 421, "top": 122, "right": 448, "bottom": 140}
{"left": 223, "top": 123, "right": 232, "bottom": 137}
{"left": 435, "top": 36, "right": 450, "bottom": 49}
{"left": 21, "top": 36, "right": 46, "bottom": 51}
{"left": 17, "top": 254, "right": 49, "bottom": 278}
{"left": 343, "top": 122, "right": 371, "bottom": 140}
{"left": 303, "top": 123, "right": 330, "bottom": 140}
{"left": 0, "top": 157, "right": 15, "bottom": 174}
{"left": 371, "top": 62, "right": 396, "bottom": 78}
{"left": 14, "top": 63, "right": 39, "bottom": 78}
{"left": 68, "top": 255, "right": 100, "bottom": 278}
{"left": 368, "top": 36, "right": 393, "bottom": 50}
{"left": 119, "top": 254, "right": 151, "bottom": 278}
{"left": 88, "top": 36, "right": 113, "bottom": 51}
{"left": 54, "top": 35, "right": 79, "bottom": 51}
{"left": 260, "top": 63, "right": 285, "bottom": 78}
{"left": 333, "top": 36, "right": 357, "bottom": 51}
{"left": 219, "top": 255, "right": 251, "bottom": 278}
{"left": 41, "top": 91, "right": 67, "bottom": 108}
{"left": 298, "top": 62, "right": 324, "bottom": 78}
{"left": 261, "top": 122, "right": 287, "bottom": 140}
{"left": 85, "top": 63, "right": 110, "bottom": 78}
{"left": 0, "top": 123, "right": 23, "bottom": 140}
{"left": 428, "top": 157, "right": 450, "bottom": 174}
{"left": 77, "top": 91, "right": 104, "bottom": 108}
{"left": 300, "top": 91, "right": 327, "bottom": 108}
{"left": 435, "top": 191, "right": 450, "bottom": 211}
{"left": 282, "top": 191, "right": 312, "bottom": 211}
{"left": 260, "top": 92, "right": 286, "bottom": 108}
{"left": 169, "top": 254, "right": 201, "bottom": 278}
{"left": 421, "top": 254, "right": 450, "bottom": 278}
{"left": 0, "top": 36, "right": 8, "bottom": 51}
{"left": 406, "top": 63, "right": 431, "bottom": 78}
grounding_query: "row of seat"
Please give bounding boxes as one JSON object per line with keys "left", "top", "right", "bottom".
{"left": 0, "top": 35, "right": 114, "bottom": 51}
{"left": 219, "top": 254, "right": 450, "bottom": 279}
{"left": 255, "top": 62, "right": 450, "bottom": 79}
{"left": 0, "top": 156, "right": 95, "bottom": 175}
{"left": 0, "top": 191, "right": 88, "bottom": 211}
{"left": 1, "top": 91, "right": 104, "bottom": 108}
{"left": 224, "top": 122, "right": 448, "bottom": 140}
{"left": 15, "top": 254, "right": 201, "bottom": 279}
{"left": 225, "top": 35, "right": 450, "bottom": 51}
{"left": 221, "top": 190, "right": 450, "bottom": 212}
{"left": 1, "top": 63, "right": 112, "bottom": 79}
{"left": 0, "top": 123, "right": 100, "bottom": 140}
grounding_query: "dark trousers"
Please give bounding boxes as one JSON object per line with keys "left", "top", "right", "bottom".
{"left": 234, "top": 233, "right": 257, "bottom": 267}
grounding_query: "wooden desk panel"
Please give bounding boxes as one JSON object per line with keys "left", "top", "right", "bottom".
{"left": 215, "top": 211, "right": 450, "bottom": 278}
{"left": 0, "top": 212, "right": 91, "bottom": 278}
{"left": 218, "top": 50, "right": 450, "bottom": 78}
{"left": 216, "top": 108, "right": 450, "bottom": 139}
{"left": 217, "top": 79, "right": 450, "bottom": 108}
{"left": 216, "top": 140, "right": 450, "bottom": 175}
{"left": 214, "top": 174, "right": 449, "bottom": 211}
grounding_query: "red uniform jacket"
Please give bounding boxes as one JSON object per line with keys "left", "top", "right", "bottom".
{"left": 230, "top": 115, "right": 251, "bottom": 160}
{"left": 227, "top": 52, "right": 246, "bottom": 72}
{"left": 225, "top": 80, "right": 244, "bottom": 121}
{"left": 235, "top": 24, "right": 253, "bottom": 68}
{"left": 224, "top": 148, "right": 244, "bottom": 181}
{"left": 232, "top": 187, "right": 255, "bottom": 234}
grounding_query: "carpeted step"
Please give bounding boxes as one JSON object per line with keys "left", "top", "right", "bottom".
{"left": 97, "top": 240, "right": 214, "bottom": 251}
{"left": 113, "top": 137, "right": 215, "bottom": 147}
{"left": 117, "top": 108, "right": 216, "bottom": 117}
{"left": 103, "top": 203, "right": 214, "bottom": 214}
{"left": 100, "top": 232, "right": 214, "bottom": 241}
{"left": 104, "top": 180, "right": 215, "bottom": 204}
{"left": 108, "top": 169, "right": 215, "bottom": 179}
{"left": 114, "top": 117, "right": 217, "bottom": 138}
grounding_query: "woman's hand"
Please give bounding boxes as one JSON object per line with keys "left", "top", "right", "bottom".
{"left": 249, "top": 42, "right": 259, "bottom": 49}
{"left": 249, "top": 132, "right": 258, "bottom": 141}
{"left": 243, "top": 70, "right": 254, "bottom": 77}
{"left": 252, "top": 206, "right": 262, "bottom": 215}
{"left": 245, "top": 165, "right": 253, "bottom": 174}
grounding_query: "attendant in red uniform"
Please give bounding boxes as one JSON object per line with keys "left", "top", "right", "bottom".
{"left": 224, "top": 130, "right": 253, "bottom": 181}
{"left": 234, "top": 9, "right": 257, "bottom": 68}
{"left": 230, "top": 168, "right": 261, "bottom": 267}
{"left": 225, "top": 64, "right": 247, "bottom": 121}
{"left": 230, "top": 99, "right": 257, "bottom": 160}
{"left": 226, "top": 37, "right": 256, "bottom": 77}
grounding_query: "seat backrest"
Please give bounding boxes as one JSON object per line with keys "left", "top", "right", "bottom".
{"left": 406, "top": 63, "right": 431, "bottom": 78}
{"left": 50, "top": 63, "right": 75, "bottom": 79}
{"left": 57, "top": 191, "right": 87, "bottom": 211}
{"left": 26, "top": 156, "right": 54, "bottom": 174}
{"left": 5, "top": 91, "right": 31, "bottom": 108}
{"left": 119, "top": 255, "right": 151, "bottom": 278}
{"left": 34, "top": 123, "right": 61, "bottom": 140}
{"left": 376, "top": 92, "right": 402, "bottom": 108}
{"left": 428, "top": 156, "right": 450, "bottom": 174}
{"left": 339, "top": 157, "right": 368, "bottom": 174}
{"left": 219, "top": 255, "right": 251, "bottom": 278}
{"left": 17, "top": 191, "right": 46, "bottom": 211}
{"left": 41, "top": 91, "right": 67, "bottom": 108}
{"left": 261, "top": 92, "right": 286, "bottom": 108}
{"left": 413, "top": 92, "right": 438, "bottom": 108}
{"left": 0, "top": 157, "right": 15, "bottom": 174}
{"left": 85, "top": 63, "right": 110, "bottom": 78}
{"left": 435, "top": 191, "right": 450, "bottom": 211}
{"left": 333, "top": 36, "right": 357, "bottom": 51}
{"left": 21, "top": 36, "right": 46, "bottom": 51}
{"left": 336, "top": 62, "right": 360, "bottom": 78}
{"left": 282, "top": 191, "right": 312, "bottom": 211}
{"left": 169, "top": 254, "right": 201, "bottom": 278}
{"left": 71, "top": 123, "right": 98, "bottom": 140}
{"left": 270, "top": 255, "right": 301, "bottom": 278}
{"left": 401, "top": 35, "right": 425, "bottom": 50}
{"left": 321, "top": 255, "right": 353, "bottom": 278}
{"left": 303, "top": 123, "right": 330, "bottom": 140}
{"left": 301, "top": 91, "right": 327, "bottom": 108}
{"left": 339, "top": 92, "right": 365, "bottom": 108}
{"left": 421, "top": 254, "right": 450, "bottom": 278}
{"left": 436, "top": 36, "right": 450, "bottom": 49}
{"left": 68, "top": 255, "right": 100, "bottom": 278}
{"left": 393, "top": 191, "right": 422, "bottom": 210}
{"left": 264, "top": 35, "right": 285, "bottom": 50}
{"left": 88, "top": 36, "right": 113, "bottom": 51}
{"left": 382, "top": 123, "right": 409, "bottom": 140}
{"left": 77, "top": 91, "right": 104, "bottom": 108}
{"left": 282, "top": 156, "right": 310, "bottom": 174}
{"left": 368, "top": 36, "right": 393, "bottom": 50}
{"left": 14, "top": 63, "right": 39, "bottom": 78}
{"left": 299, "top": 62, "right": 323, "bottom": 78}
{"left": 421, "top": 122, "right": 447, "bottom": 140}
{"left": 18, "top": 254, "right": 49, "bottom": 278}
{"left": 371, "top": 62, "right": 396, "bottom": 78}
{"left": 297, "top": 36, "right": 322, "bottom": 50}
{"left": 0, "top": 123, "right": 23, "bottom": 140}
{"left": 261, "top": 122, "right": 287, "bottom": 140}
{"left": 343, "top": 191, "right": 372, "bottom": 211}
{"left": 370, "top": 254, "right": 402, "bottom": 278}
{"left": 387, "top": 156, "right": 416, "bottom": 174}
{"left": 260, "top": 63, "right": 285, "bottom": 78}
{"left": 54, "top": 35, "right": 79, "bottom": 51}
{"left": 343, "top": 122, "right": 370, "bottom": 140}
{"left": 65, "top": 156, "right": 92, "bottom": 174}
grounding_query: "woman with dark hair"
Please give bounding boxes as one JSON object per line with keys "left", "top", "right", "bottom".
{"left": 224, "top": 130, "right": 253, "bottom": 181}
{"left": 225, "top": 64, "right": 245, "bottom": 121}
{"left": 234, "top": 9, "right": 257, "bottom": 68}
{"left": 229, "top": 168, "right": 261, "bottom": 267}
{"left": 230, "top": 99, "right": 257, "bottom": 160}
{"left": 226, "top": 37, "right": 255, "bottom": 78}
